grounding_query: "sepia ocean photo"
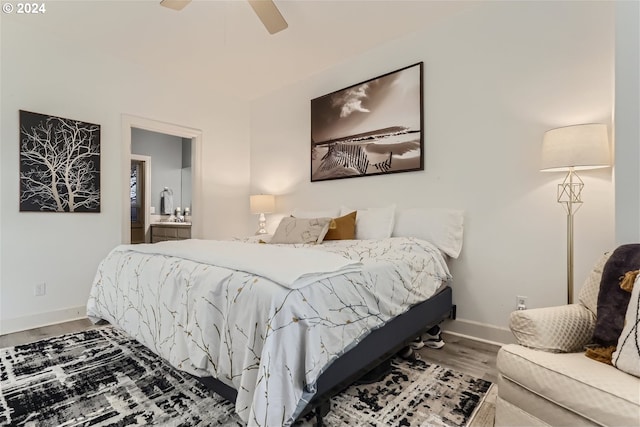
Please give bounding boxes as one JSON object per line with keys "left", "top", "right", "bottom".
{"left": 311, "top": 63, "right": 423, "bottom": 182}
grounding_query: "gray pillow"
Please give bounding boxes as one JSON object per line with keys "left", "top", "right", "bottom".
{"left": 270, "top": 217, "right": 332, "bottom": 244}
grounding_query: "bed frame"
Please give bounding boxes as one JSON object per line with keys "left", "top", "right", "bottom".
{"left": 197, "top": 285, "right": 454, "bottom": 426}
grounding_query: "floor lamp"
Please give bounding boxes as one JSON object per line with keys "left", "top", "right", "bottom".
{"left": 541, "top": 124, "right": 610, "bottom": 304}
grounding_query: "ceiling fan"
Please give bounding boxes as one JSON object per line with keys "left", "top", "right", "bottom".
{"left": 160, "top": 0, "right": 288, "bottom": 35}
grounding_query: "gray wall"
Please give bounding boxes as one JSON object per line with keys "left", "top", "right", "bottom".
{"left": 615, "top": 0, "right": 640, "bottom": 244}
{"left": 131, "top": 128, "right": 189, "bottom": 214}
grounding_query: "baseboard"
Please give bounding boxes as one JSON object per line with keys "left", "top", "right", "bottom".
{"left": 0, "top": 306, "right": 86, "bottom": 335}
{"left": 2, "top": 309, "right": 517, "bottom": 345}
{"left": 441, "top": 318, "right": 516, "bottom": 346}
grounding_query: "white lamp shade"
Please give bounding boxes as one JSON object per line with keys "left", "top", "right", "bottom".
{"left": 541, "top": 124, "right": 610, "bottom": 172}
{"left": 250, "top": 194, "right": 275, "bottom": 214}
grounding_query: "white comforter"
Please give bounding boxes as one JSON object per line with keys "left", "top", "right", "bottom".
{"left": 86, "top": 237, "right": 451, "bottom": 426}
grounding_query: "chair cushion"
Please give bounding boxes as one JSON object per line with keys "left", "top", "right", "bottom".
{"left": 509, "top": 304, "right": 595, "bottom": 352}
{"left": 498, "top": 344, "right": 640, "bottom": 427}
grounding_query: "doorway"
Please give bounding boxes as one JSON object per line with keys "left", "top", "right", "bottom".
{"left": 130, "top": 155, "right": 151, "bottom": 243}
{"left": 121, "top": 115, "right": 202, "bottom": 244}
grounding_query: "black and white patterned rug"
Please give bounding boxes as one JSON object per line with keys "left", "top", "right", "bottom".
{"left": 0, "top": 326, "right": 492, "bottom": 426}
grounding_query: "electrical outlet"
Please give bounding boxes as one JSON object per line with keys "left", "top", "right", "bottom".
{"left": 516, "top": 295, "right": 527, "bottom": 310}
{"left": 34, "top": 282, "right": 46, "bottom": 296}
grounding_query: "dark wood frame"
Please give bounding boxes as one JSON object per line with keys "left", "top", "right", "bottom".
{"left": 310, "top": 62, "right": 424, "bottom": 182}
{"left": 197, "top": 285, "right": 454, "bottom": 425}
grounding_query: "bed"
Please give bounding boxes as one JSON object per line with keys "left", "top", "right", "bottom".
{"left": 87, "top": 208, "right": 462, "bottom": 427}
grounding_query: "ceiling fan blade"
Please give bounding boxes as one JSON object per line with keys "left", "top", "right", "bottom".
{"left": 160, "top": 0, "right": 191, "bottom": 11}
{"left": 247, "top": 0, "right": 288, "bottom": 34}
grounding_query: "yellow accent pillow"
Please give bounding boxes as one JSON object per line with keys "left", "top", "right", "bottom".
{"left": 323, "top": 211, "right": 357, "bottom": 240}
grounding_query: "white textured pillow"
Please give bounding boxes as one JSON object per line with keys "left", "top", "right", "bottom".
{"left": 291, "top": 208, "right": 340, "bottom": 219}
{"left": 578, "top": 251, "right": 612, "bottom": 316}
{"left": 340, "top": 205, "right": 395, "bottom": 240}
{"left": 392, "top": 208, "right": 464, "bottom": 258}
{"left": 612, "top": 274, "right": 640, "bottom": 377}
{"left": 270, "top": 217, "right": 332, "bottom": 244}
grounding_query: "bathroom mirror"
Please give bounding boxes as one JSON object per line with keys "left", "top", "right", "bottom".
{"left": 131, "top": 128, "right": 193, "bottom": 219}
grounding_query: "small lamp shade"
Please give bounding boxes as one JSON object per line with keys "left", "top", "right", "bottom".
{"left": 250, "top": 194, "right": 275, "bottom": 214}
{"left": 541, "top": 124, "right": 610, "bottom": 172}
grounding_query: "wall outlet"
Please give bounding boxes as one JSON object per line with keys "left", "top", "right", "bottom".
{"left": 34, "top": 282, "right": 47, "bottom": 296}
{"left": 150, "top": 206, "right": 156, "bottom": 214}
{"left": 516, "top": 295, "right": 527, "bottom": 310}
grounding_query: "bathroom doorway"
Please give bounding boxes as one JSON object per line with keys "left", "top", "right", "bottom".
{"left": 121, "top": 115, "right": 202, "bottom": 244}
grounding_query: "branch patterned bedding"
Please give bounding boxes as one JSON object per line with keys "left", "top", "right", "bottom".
{"left": 86, "top": 237, "right": 451, "bottom": 426}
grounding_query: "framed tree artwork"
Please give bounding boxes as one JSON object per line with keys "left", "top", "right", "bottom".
{"left": 311, "top": 62, "right": 424, "bottom": 182}
{"left": 19, "top": 110, "right": 101, "bottom": 212}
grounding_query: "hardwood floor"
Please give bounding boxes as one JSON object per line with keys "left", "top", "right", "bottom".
{"left": 1, "top": 321, "right": 500, "bottom": 381}
{"left": 0, "top": 318, "right": 98, "bottom": 348}
{"left": 0, "top": 320, "right": 500, "bottom": 426}
{"left": 0, "top": 321, "right": 500, "bottom": 382}
{"left": 417, "top": 332, "right": 500, "bottom": 384}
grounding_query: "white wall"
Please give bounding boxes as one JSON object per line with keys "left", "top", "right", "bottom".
{"left": 1, "top": 1, "right": 630, "bottom": 342}
{"left": 0, "top": 19, "right": 252, "bottom": 333}
{"left": 249, "top": 1, "right": 616, "bottom": 341}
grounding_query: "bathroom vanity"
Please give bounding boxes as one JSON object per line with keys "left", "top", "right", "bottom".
{"left": 150, "top": 222, "right": 192, "bottom": 243}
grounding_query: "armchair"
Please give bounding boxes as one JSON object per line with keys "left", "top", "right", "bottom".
{"left": 495, "top": 252, "right": 640, "bottom": 426}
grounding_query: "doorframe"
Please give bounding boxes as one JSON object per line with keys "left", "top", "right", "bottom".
{"left": 130, "top": 154, "right": 152, "bottom": 242}
{"left": 121, "top": 114, "right": 203, "bottom": 243}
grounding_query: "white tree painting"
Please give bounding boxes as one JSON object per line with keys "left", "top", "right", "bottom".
{"left": 20, "top": 110, "right": 101, "bottom": 212}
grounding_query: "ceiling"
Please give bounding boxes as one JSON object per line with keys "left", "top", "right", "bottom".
{"left": 5, "top": 0, "right": 479, "bottom": 100}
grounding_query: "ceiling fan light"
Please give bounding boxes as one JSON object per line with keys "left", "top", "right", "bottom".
{"left": 160, "top": 0, "right": 191, "bottom": 11}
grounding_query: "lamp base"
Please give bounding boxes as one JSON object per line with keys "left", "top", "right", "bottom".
{"left": 557, "top": 168, "right": 582, "bottom": 304}
{"left": 255, "top": 213, "right": 268, "bottom": 235}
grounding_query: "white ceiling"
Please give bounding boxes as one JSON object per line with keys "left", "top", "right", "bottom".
{"left": 5, "top": 0, "right": 479, "bottom": 100}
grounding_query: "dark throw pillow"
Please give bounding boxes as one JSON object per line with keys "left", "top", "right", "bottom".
{"left": 585, "top": 243, "right": 640, "bottom": 364}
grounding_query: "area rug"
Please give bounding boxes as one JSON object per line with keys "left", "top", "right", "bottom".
{"left": 0, "top": 326, "right": 493, "bottom": 426}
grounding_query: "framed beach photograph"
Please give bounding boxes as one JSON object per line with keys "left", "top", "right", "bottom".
{"left": 311, "top": 62, "right": 424, "bottom": 182}
{"left": 19, "top": 110, "right": 101, "bottom": 212}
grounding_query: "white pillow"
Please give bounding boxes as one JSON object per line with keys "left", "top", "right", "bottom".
{"left": 291, "top": 208, "right": 340, "bottom": 219}
{"left": 340, "top": 205, "right": 395, "bottom": 240}
{"left": 392, "top": 208, "right": 464, "bottom": 258}
{"left": 611, "top": 274, "right": 640, "bottom": 378}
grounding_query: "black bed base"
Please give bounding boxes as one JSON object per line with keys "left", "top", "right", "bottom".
{"left": 196, "top": 286, "right": 454, "bottom": 426}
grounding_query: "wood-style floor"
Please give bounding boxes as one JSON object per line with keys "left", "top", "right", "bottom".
{"left": 0, "top": 319, "right": 500, "bottom": 382}
{"left": 417, "top": 333, "right": 500, "bottom": 384}
{"left": 0, "top": 318, "right": 99, "bottom": 348}
{"left": 0, "top": 319, "right": 500, "bottom": 426}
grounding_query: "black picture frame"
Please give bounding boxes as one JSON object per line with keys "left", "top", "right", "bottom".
{"left": 19, "top": 110, "right": 101, "bottom": 212}
{"left": 311, "top": 62, "right": 424, "bottom": 182}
